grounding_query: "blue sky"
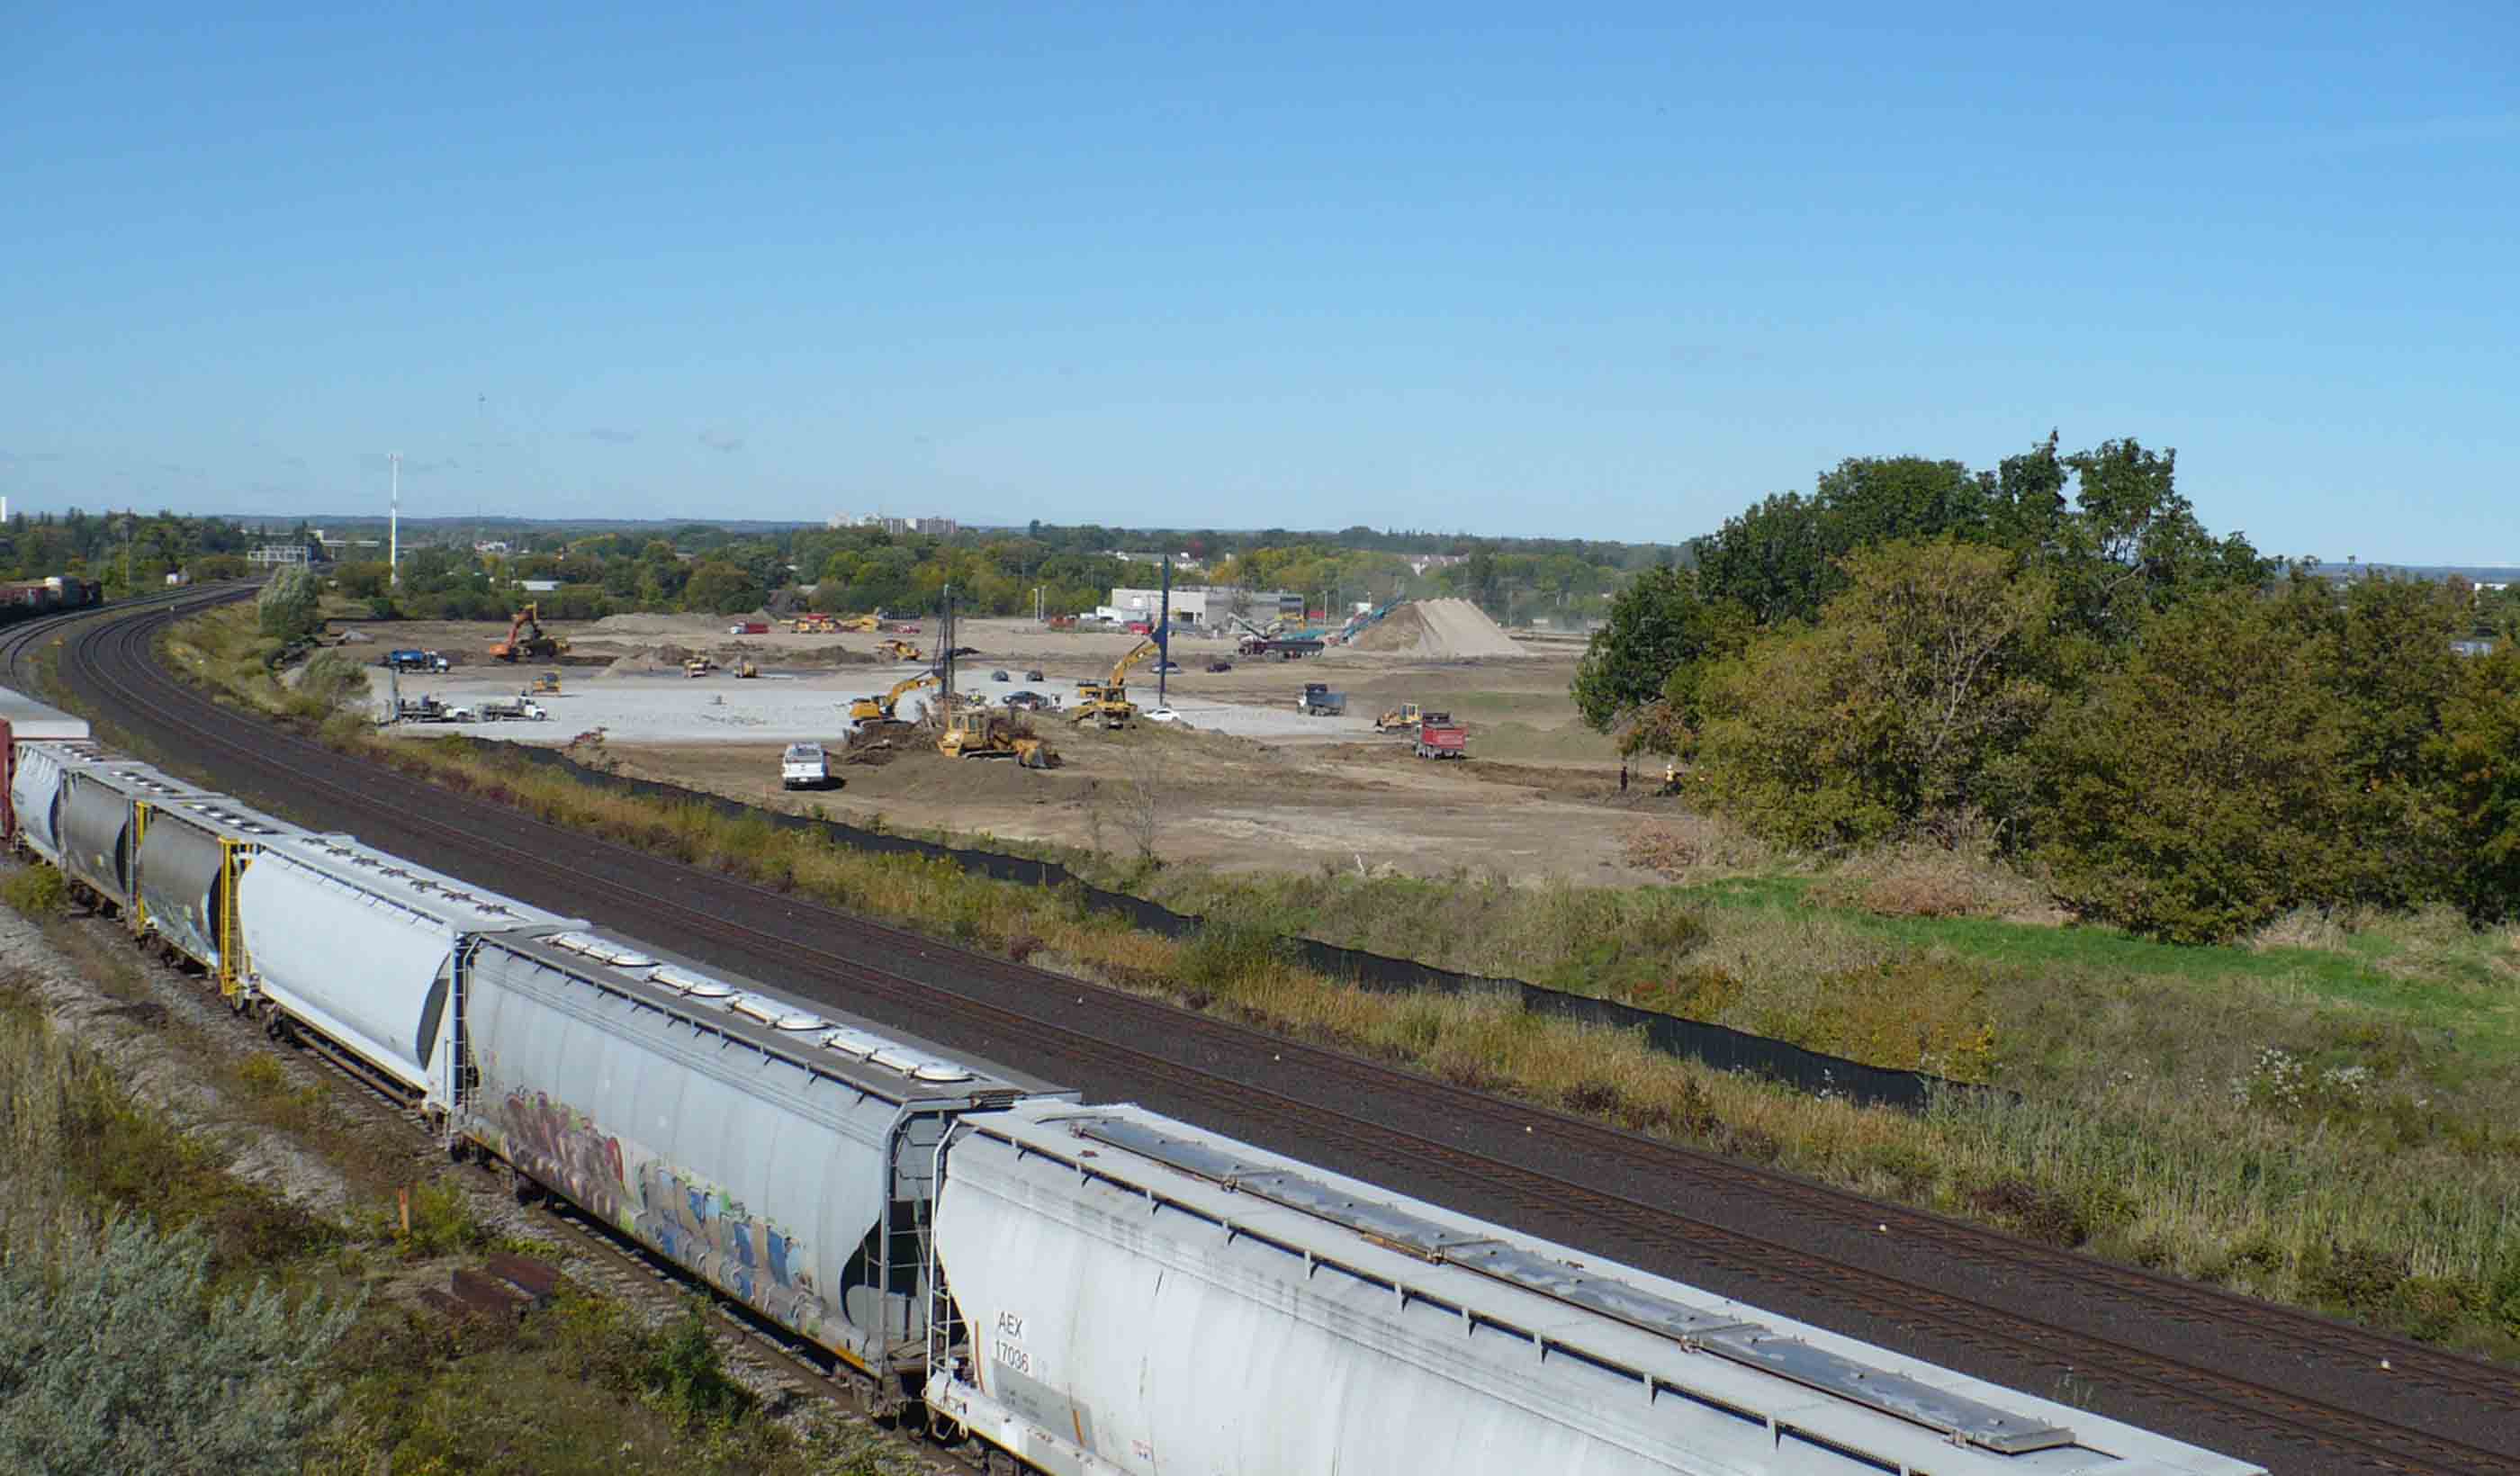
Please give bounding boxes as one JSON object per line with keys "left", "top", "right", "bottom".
{"left": 3, "top": 3, "right": 2513, "bottom": 560}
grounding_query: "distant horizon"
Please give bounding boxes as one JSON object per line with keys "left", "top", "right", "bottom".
{"left": 9, "top": 502, "right": 2509, "bottom": 578}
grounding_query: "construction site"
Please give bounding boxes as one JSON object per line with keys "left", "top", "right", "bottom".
{"left": 338, "top": 598, "right": 1657, "bottom": 882}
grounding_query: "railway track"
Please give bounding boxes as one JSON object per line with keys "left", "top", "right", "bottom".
{"left": 14, "top": 589, "right": 2520, "bottom": 1475}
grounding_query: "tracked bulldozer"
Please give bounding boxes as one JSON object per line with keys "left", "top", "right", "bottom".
{"left": 940, "top": 707, "right": 1059, "bottom": 768}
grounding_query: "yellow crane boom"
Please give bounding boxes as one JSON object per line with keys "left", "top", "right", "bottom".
{"left": 848, "top": 671, "right": 941, "bottom": 724}
{"left": 1073, "top": 637, "right": 1164, "bottom": 729}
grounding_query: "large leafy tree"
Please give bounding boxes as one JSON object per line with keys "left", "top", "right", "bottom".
{"left": 1570, "top": 568, "right": 1751, "bottom": 742}
{"left": 2043, "top": 438, "right": 2275, "bottom": 644}
{"left": 2016, "top": 590, "right": 2358, "bottom": 942}
{"left": 1691, "top": 540, "right": 2056, "bottom": 849}
{"left": 2437, "top": 643, "right": 2520, "bottom": 919}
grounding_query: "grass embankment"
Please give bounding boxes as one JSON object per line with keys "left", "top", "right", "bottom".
{"left": 0, "top": 932, "right": 913, "bottom": 1474}
{"left": 148, "top": 604, "right": 2520, "bottom": 1357}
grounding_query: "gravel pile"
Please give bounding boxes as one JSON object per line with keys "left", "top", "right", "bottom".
{"left": 1349, "top": 598, "right": 1530, "bottom": 659}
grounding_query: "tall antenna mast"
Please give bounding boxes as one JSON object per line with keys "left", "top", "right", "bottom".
{"left": 388, "top": 452, "right": 402, "bottom": 585}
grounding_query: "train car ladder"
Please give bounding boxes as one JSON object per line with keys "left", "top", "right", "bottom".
{"left": 129, "top": 802, "right": 151, "bottom": 935}
{"left": 216, "top": 840, "right": 253, "bottom": 1002}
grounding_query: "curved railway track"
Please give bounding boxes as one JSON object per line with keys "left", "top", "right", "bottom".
{"left": 14, "top": 590, "right": 2519, "bottom": 1475}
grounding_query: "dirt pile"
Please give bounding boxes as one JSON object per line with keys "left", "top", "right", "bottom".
{"left": 1348, "top": 598, "right": 1530, "bottom": 659}
{"left": 598, "top": 644, "right": 696, "bottom": 677}
{"left": 590, "top": 610, "right": 770, "bottom": 635}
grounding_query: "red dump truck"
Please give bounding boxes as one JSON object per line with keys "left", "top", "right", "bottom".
{"left": 1412, "top": 711, "right": 1468, "bottom": 760}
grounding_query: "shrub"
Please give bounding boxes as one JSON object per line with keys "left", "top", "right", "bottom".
{"left": 0, "top": 1214, "right": 358, "bottom": 1473}
{"left": 1178, "top": 921, "right": 1289, "bottom": 992}
{"left": 1, "top": 865, "right": 68, "bottom": 917}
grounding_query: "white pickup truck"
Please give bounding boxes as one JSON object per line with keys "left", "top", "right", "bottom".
{"left": 781, "top": 742, "right": 831, "bottom": 790}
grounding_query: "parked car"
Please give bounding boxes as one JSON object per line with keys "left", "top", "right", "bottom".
{"left": 1205, "top": 660, "right": 1233, "bottom": 673}
{"left": 1025, "top": 669, "right": 1044, "bottom": 681}
{"left": 1154, "top": 661, "right": 1181, "bottom": 673}
{"left": 1004, "top": 690, "right": 1047, "bottom": 711}
{"left": 990, "top": 669, "right": 1009, "bottom": 682}
{"left": 1143, "top": 707, "right": 1186, "bottom": 724}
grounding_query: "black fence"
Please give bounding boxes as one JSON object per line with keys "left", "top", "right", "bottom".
{"left": 491, "top": 742, "right": 1971, "bottom": 1112}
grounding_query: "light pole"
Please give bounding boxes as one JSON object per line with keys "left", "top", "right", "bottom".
{"left": 388, "top": 452, "right": 402, "bottom": 585}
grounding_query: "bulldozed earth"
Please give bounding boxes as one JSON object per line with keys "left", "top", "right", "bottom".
{"left": 337, "top": 611, "right": 1657, "bottom": 881}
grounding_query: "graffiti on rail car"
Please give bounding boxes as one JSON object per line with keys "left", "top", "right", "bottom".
{"left": 490, "top": 1089, "right": 822, "bottom": 1326}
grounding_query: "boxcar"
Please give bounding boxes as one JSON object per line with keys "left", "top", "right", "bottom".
{"left": 924, "top": 1102, "right": 2263, "bottom": 1476}
{"left": 458, "top": 924, "right": 1070, "bottom": 1397}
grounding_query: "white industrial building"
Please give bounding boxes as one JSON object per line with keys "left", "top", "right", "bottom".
{"left": 1105, "top": 586, "right": 1302, "bottom": 626}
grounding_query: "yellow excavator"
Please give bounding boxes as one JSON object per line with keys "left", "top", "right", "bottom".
{"left": 848, "top": 671, "right": 941, "bottom": 725}
{"left": 1073, "top": 637, "right": 1163, "bottom": 729}
{"left": 490, "top": 603, "right": 569, "bottom": 662}
{"left": 938, "top": 707, "right": 1060, "bottom": 768}
{"left": 877, "top": 637, "right": 923, "bottom": 662}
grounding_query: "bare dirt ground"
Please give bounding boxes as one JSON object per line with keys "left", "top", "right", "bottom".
{"left": 334, "top": 613, "right": 1670, "bottom": 883}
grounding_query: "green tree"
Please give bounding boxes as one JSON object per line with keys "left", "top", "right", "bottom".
{"left": 1692, "top": 540, "right": 2055, "bottom": 849}
{"left": 2438, "top": 644, "right": 2520, "bottom": 918}
{"left": 1570, "top": 568, "right": 1751, "bottom": 743}
{"left": 2017, "top": 590, "right": 2355, "bottom": 941}
{"left": 331, "top": 560, "right": 392, "bottom": 599}
{"left": 2045, "top": 438, "right": 2273, "bottom": 644}
{"left": 680, "top": 560, "right": 760, "bottom": 616}
{"left": 2267, "top": 573, "right": 2468, "bottom": 904}
{"left": 254, "top": 566, "right": 320, "bottom": 643}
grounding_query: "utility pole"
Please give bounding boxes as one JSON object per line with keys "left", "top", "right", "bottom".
{"left": 940, "top": 583, "right": 955, "bottom": 716}
{"left": 1157, "top": 555, "right": 1171, "bottom": 709}
{"left": 388, "top": 452, "right": 402, "bottom": 586}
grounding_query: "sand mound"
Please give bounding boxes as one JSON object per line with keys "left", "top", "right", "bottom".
{"left": 1348, "top": 598, "right": 1529, "bottom": 659}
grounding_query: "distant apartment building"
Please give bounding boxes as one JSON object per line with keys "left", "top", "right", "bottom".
{"left": 828, "top": 512, "right": 956, "bottom": 538}
{"left": 473, "top": 540, "right": 513, "bottom": 556}
{"left": 1407, "top": 553, "right": 1468, "bottom": 577}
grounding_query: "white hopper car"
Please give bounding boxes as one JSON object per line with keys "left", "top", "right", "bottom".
{"left": 922, "top": 1101, "right": 2260, "bottom": 1476}
{"left": 0, "top": 714, "right": 2264, "bottom": 1474}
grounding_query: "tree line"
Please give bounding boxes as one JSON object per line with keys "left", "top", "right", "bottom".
{"left": 1576, "top": 436, "right": 2519, "bottom": 941}
{"left": 0, "top": 510, "right": 256, "bottom": 593}
{"left": 344, "top": 518, "right": 1659, "bottom": 625}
